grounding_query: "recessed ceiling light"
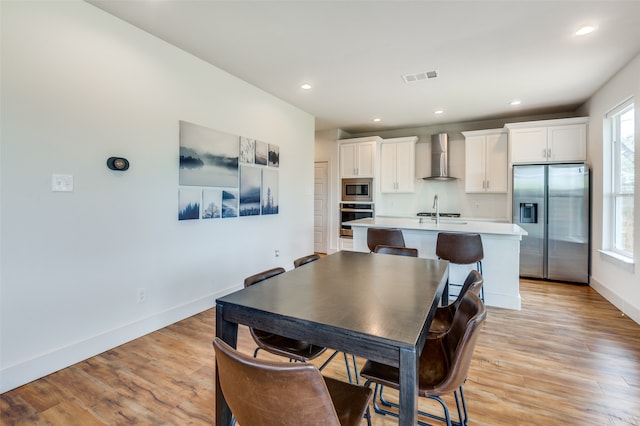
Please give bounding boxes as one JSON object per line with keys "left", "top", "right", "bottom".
{"left": 300, "top": 83, "right": 312, "bottom": 90}
{"left": 510, "top": 100, "right": 522, "bottom": 106}
{"left": 372, "top": 118, "right": 382, "bottom": 122}
{"left": 575, "top": 25, "right": 596, "bottom": 36}
{"left": 434, "top": 109, "right": 444, "bottom": 115}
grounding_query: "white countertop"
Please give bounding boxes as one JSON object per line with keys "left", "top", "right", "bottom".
{"left": 345, "top": 217, "right": 527, "bottom": 236}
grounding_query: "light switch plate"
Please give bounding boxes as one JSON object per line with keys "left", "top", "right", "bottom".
{"left": 52, "top": 174, "right": 73, "bottom": 192}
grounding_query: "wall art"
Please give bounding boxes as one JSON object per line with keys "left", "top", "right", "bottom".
{"left": 178, "top": 121, "right": 278, "bottom": 221}
{"left": 262, "top": 168, "right": 279, "bottom": 215}
{"left": 179, "top": 121, "right": 239, "bottom": 187}
{"left": 239, "top": 165, "right": 261, "bottom": 216}
{"left": 178, "top": 188, "right": 201, "bottom": 220}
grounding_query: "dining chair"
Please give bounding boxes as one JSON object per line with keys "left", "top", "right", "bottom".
{"left": 244, "top": 267, "right": 327, "bottom": 362}
{"left": 429, "top": 269, "right": 483, "bottom": 339}
{"left": 293, "top": 253, "right": 321, "bottom": 268}
{"left": 366, "top": 228, "right": 405, "bottom": 252}
{"left": 373, "top": 245, "right": 418, "bottom": 257}
{"left": 360, "top": 292, "right": 487, "bottom": 426}
{"left": 213, "top": 337, "right": 373, "bottom": 426}
{"left": 244, "top": 267, "right": 359, "bottom": 383}
{"left": 436, "top": 232, "right": 485, "bottom": 302}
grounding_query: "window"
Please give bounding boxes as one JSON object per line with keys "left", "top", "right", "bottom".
{"left": 608, "top": 99, "right": 634, "bottom": 258}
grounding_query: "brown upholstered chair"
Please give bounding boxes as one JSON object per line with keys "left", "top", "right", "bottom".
{"left": 244, "top": 267, "right": 358, "bottom": 382}
{"left": 366, "top": 228, "right": 405, "bottom": 252}
{"left": 429, "top": 269, "right": 483, "bottom": 338}
{"left": 360, "top": 292, "right": 487, "bottom": 426}
{"left": 373, "top": 245, "right": 418, "bottom": 257}
{"left": 436, "top": 232, "right": 485, "bottom": 302}
{"left": 294, "top": 253, "right": 321, "bottom": 268}
{"left": 213, "top": 337, "right": 373, "bottom": 426}
{"left": 244, "top": 267, "right": 327, "bottom": 362}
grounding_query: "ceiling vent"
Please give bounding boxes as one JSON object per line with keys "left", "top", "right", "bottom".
{"left": 401, "top": 70, "right": 438, "bottom": 83}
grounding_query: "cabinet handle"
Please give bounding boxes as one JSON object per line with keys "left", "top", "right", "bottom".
{"left": 547, "top": 148, "right": 551, "bottom": 158}
{"left": 486, "top": 180, "right": 489, "bottom": 189}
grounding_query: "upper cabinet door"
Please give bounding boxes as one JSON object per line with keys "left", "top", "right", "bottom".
{"left": 380, "top": 137, "right": 417, "bottom": 193}
{"left": 547, "top": 124, "right": 586, "bottom": 162}
{"left": 339, "top": 143, "right": 358, "bottom": 177}
{"left": 484, "top": 132, "right": 508, "bottom": 193}
{"left": 356, "top": 142, "right": 376, "bottom": 177}
{"left": 463, "top": 129, "right": 508, "bottom": 193}
{"left": 464, "top": 135, "right": 487, "bottom": 193}
{"left": 510, "top": 127, "right": 548, "bottom": 164}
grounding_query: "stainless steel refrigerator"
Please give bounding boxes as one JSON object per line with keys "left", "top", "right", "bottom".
{"left": 512, "top": 163, "right": 590, "bottom": 283}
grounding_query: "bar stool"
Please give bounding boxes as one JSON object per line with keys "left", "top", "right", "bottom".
{"left": 366, "top": 228, "right": 405, "bottom": 252}
{"left": 436, "top": 232, "right": 484, "bottom": 302}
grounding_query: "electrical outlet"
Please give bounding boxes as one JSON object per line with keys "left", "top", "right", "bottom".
{"left": 137, "top": 288, "right": 146, "bottom": 304}
{"left": 274, "top": 250, "right": 280, "bottom": 257}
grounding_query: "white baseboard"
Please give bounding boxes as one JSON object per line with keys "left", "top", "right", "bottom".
{"left": 590, "top": 277, "right": 640, "bottom": 325}
{"left": 0, "top": 286, "right": 238, "bottom": 393}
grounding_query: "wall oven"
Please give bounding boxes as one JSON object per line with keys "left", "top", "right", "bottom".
{"left": 340, "top": 203, "right": 374, "bottom": 238}
{"left": 342, "top": 178, "right": 373, "bottom": 202}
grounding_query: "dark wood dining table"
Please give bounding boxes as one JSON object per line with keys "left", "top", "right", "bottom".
{"left": 215, "top": 250, "right": 448, "bottom": 426}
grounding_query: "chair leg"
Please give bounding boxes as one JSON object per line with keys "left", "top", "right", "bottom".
{"left": 367, "top": 380, "right": 463, "bottom": 426}
{"left": 318, "top": 351, "right": 359, "bottom": 384}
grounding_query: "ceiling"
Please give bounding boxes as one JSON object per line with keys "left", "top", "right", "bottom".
{"left": 87, "top": 1, "right": 640, "bottom": 134}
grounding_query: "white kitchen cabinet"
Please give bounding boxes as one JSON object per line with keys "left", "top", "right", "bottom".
{"left": 380, "top": 136, "right": 417, "bottom": 193}
{"left": 338, "top": 137, "right": 380, "bottom": 178}
{"left": 462, "top": 129, "right": 508, "bottom": 193}
{"left": 507, "top": 117, "right": 587, "bottom": 164}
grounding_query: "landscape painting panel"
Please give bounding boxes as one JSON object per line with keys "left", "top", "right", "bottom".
{"left": 222, "top": 189, "right": 238, "bottom": 218}
{"left": 202, "top": 189, "right": 222, "bottom": 219}
{"left": 179, "top": 121, "right": 239, "bottom": 187}
{"left": 268, "top": 144, "right": 279, "bottom": 167}
{"left": 262, "top": 169, "right": 279, "bottom": 215}
{"left": 178, "top": 188, "right": 201, "bottom": 220}
{"left": 255, "top": 140, "right": 268, "bottom": 166}
{"left": 240, "top": 165, "right": 261, "bottom": 216}
{"left": 239, "top": 137, "right": 255, "bottom": 164}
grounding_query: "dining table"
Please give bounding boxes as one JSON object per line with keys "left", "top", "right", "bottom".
{"left": 215, "top": 250, "right": 449, "bottom": 426}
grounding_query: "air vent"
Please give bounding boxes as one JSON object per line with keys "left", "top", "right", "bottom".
{"left": 401, "top": 70, "right": 438, "bottom": 83}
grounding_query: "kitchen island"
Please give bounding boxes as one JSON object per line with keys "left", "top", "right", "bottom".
{"left": 347, "top": 217, "right": 527, "bottom": 310}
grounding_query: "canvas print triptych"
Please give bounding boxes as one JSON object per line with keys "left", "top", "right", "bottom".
{"left": 178, "top": 121, "right": 279, "bottom": 221}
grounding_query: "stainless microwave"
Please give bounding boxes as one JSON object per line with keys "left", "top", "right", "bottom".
{"left": 342, "top": 178, "right": 373, "bottom": 202}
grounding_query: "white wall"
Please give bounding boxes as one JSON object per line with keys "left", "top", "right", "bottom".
{"left": 0, "top": 0, "right": 314, "bottom": 392}
{"left": 577, "top": 53, "right": 640, "bottom": 324}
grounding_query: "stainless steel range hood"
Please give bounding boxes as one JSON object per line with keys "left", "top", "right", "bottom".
{"left": 423, "top": 133, "right": 457, "bottom": 180}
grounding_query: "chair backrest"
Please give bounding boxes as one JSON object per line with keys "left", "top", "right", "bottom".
{"left": 432, "top": 292, "right": 487, "bottom": 395}
{"left": 213, "top": 337, "right": 342, "bottom": 426}
{"left": 373, "top": 245, "right": 418, "bottom": 257}
{"left": 244, "top": 267, "right": 286, "bottom": 288}
{"left": 435, "top": 232, "right": 484, "bottom": 265}
{"left": 367, "top": 228, "right": 405, "bottom": 252}
{"left": 293, "top": 254, "right": 321, "bottom": 268}
{"left": 451, "top": 270, "right": 483, "bottom": 308}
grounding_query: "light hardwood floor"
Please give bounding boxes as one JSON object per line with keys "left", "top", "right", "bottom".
{"left": 2, "top": 279, "right": 639, "bottom": 425}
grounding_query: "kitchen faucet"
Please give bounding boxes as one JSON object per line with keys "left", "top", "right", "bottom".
{"left": 433, "top": 194, "right": 440, "bottom": 225}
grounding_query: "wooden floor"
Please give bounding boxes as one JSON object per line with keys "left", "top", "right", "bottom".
{"left": 2, "top": 279, "right": 639, "bottom": 425}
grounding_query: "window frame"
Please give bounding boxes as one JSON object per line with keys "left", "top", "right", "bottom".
{"left": 607, "top": 98, "right": 635, "bottom": 259}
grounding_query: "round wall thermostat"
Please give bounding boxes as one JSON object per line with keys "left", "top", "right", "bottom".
{"left": 107, "top": 157, "right": 130, "bottom": 171}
